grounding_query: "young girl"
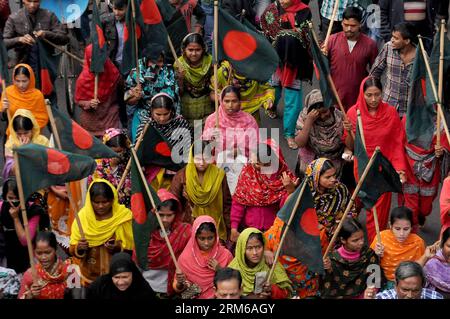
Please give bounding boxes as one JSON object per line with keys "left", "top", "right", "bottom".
{"left": 228, "top": 228, "right": 292, "bottom": 299}
{"left": 18, "top": 231, "right": 70, "bottom": 299}
{"left": 174, "top": 216, "right": 233, "bottom": 299}
{"left": 321, "top": 218, "right": 381, "bottom": 299}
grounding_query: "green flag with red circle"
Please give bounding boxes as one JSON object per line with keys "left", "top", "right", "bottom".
{"left": 50, "top": 104, "right": 118, "bottom": 159}
{"left": 13, "top": 144, "right": 97, "bottom": 199}
{"left": 90, "top": 0, "right": 107, "bottom": 74}
{"left": 276, "top": 180, "right": 324, "bottom": 274}
{"left": 37, "top": 40, "right": 60, "bottom": 96}
{"left": 216, "top": 7, "right": 279, "bottom": 82}
{"left": 0, "top": 35, "right": 9, "bottom": 86}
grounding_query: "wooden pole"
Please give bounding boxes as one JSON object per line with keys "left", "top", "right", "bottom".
{"left": 45, "top": 101, "right": 85, "bottom": 239}
{"left": 40, "top": 37, "right": 84, "bottom": 64}
{"left": 356, "top": 110, "right": 382, "bottom": 244}
{"left": 437, "top": 20, "right": 446, "bottom": 148}
{"left": 13, "top": 151, "right": 38, "bottom": 283}
{"left": 2, "top": 79, "right": 11, "bottom": 122}
{"left": 419, "top": 35, "right": 450, "bottom": 148}
{"left": 324, "top": 147, "right": 381, "bottom": 257}
{"left": 214, "top": 0, "right": 219, "bottom": 128}
{"left": 117, "top": 122, "right": 151, "bottom": 192}
{"left": 130, "top": 0, "right": 140, "bottom": 76}
{"left": 130, "top": 148, "right": 181, "bottom": 271}
{"left": 94, "top": 74, "right": 99, "bottom": 101}
{"left": 266, "top": 181, "right": 308, "bottom": 284}
{"left": 323, "top": 0, "right": 340, "bottom": 49}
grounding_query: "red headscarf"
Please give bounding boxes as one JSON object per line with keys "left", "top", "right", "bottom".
{"left": 34, "top": 259, "right": 69, "bottom": 299}
{"left": 280, "top": 0, "right": 309, "bottom": 29}
{"left": 177, "top": 215, "right": 233, "bottom": 299}
{"left": 343, "top": 77, "right": 407, "bottom": 172}
{"left": 233, "top": 139, "right": 295, "bottom": 207}
{"left": 75, "top": 44, "right": 120, "bottom": 103}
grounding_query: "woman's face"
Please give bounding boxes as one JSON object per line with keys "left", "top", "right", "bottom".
{"left": 279, "top": 0, "right": 293, "bottom": 9}
{"left": 319, "top": 167, "right": 337, "bottom": 191}
{"left": 184, "top": 42, "right": 204, "bottom": 65}
{"left": 16, "top": 129, "right": 33, "bottom": 145}
{"left": 364, "top": 86, "right": 382, "bottom": 111}
{"left": 196, "top": 229, "right": 216, "bottom": 252}
{"left": 442, "top": 237, "right": 450, "bottom": 262}
{"left": 91, "top": 195, "right": 113, "bottom": 218}
{"left": 341, "top": 230, "right": 365, "bottom": 252}
{"left": 391, "top": 219, "right": 412, "bottom": 243}
{"left": 112, "top": 272, "right": 133, "bottom": 291}
{"left": 35, "top": 240, "right": 56, "bottom": 271}
{"left": 13, "top": 74, "right": 30, "bottom": 93}
{"left": 6, "top": 190, "right": 18, "bottom": 202}
{"left": 222, "top": 92, "right": 241, "bottom": 115}
{"left": 157, "top": 205, "right": 176, "bottom": 230}
{"left": 110, "top": 146, "right": 127, "bottom": 164}
{"left": 194, "top": 154, "right": 210, "bottom": 173}
{"left": 245, "top": 236, "right": 264, "bottom": 268}
{"left": 317, "top": 107, "right": 332, "bottom": 121}
{"left": 151, "top": 107, "right": 172, "bottom": 125}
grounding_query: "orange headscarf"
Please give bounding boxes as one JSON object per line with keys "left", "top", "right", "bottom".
{"left": 1, "top": 64, "right": 48, "bottom": 134}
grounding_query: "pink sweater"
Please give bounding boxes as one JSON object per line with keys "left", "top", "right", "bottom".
{"left": 230, "top": 200, "right": 279, "bottom": 231}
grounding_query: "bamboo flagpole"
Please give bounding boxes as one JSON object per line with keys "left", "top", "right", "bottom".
{"left": 94, "top": 74, "right": 99, "bottom": 101}
{"left": 117, "top": 122, "right": 151, "bottom": 192}
{"left": 323, "top": 0, "right": 340, "bottom": 49}
{"left": 40, "top": 37, "right": 84, "bottom": 64}
{"left": 324, "top": 147, "right": 381, "bottom": 257}
{"left": 437, "top": 20, "right": 446, "bottom": 148}
{"left": 2, "top": 79, "right": 11, "bottom": 122}
{"left": 130, "top": 0, "right": 140, "bottom": 77}
{"left": 45, "top": 101, "right": 86, "bottom": 240}
{"left": 418, "top": 35, "right": 450, "bottom": 148}
{"left": 213, "top": 0, "right": 220, "bottom": 128}
{"left": 13, "top": 151, "right": 38, "bottom": 283}
{"left": 265, "top": 181, "right": 308, "bottom": 284}
{"left": 356, "top": 110, "right": 381, "bottom": 244}
{"left": 130, "top": 148, "right": 181, "bottom": 271}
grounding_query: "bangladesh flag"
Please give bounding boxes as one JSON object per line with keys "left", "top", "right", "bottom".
{"left": 137, "top": 124, "right": 184, "bottom": 171}
{"left": 216, "top": 7, "right": 279, "bottom": 82}
{"left": 90, "top": 0, "right": 107, "bottom": 74}
{"left": 308, "top": 28, "right": 335, "bottom": 109}
{"left": 354, "top": 123, "right": 403, "bottom": 209}
{"left": 50, "top": 104, "right": 118, "bottom": 159}
{"left": 13, "top": 144, "right": 97, "bottom": 199}
{"left": 0, "top": 35, "right": 8, "bottom": 86}
{"left": 131, "top": 153, "right": 160, "bottom": 269}
{"left": 406, "top": 46, "right": 435, "bottom": 150}
{"left": 277, "top": 181, "right": 323, "bottom": 274}
{"left": 427, "top": 31, "right": 450, "bottom": 106}
{"left": 37, "top": 40, "right": 60, "bottom": 96}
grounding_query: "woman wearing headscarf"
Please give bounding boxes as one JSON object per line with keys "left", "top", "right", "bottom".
{"left": 343, "top": 76, "right": 407, "bottom": 244}
{"left": 295, "top": 89, "right": 345, "bottom": 176}
{"left": 69, "top": 179, "right": 134, "bottom": 287}
{"left": 174, "top": 216, "right": 233, "bottom": 299}
{"left": 260, "top": 0, "right": 313, "bottom": 149}
{"left": 1, "top": 64, "right": 48, "bottom": 134}
{"left": 75, "top": 44, "right": 121, "bottom": 138}
{"left": 87, "top": 252, "right": 157, "bottom": 300}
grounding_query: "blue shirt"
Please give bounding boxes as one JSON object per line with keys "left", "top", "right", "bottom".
{"left": 320, "top": 0, "right": 362, "bottom": 21}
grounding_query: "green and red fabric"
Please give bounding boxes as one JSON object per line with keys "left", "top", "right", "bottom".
{"left": 13, "top": 144, "right": 97, "bottom": 199}
{"left": 427, "top": 31, "right": 450, "bottom": 106}
{"left": 37, "top": 40, "right": 60, "bottom": 96}
{"left": 90, "top": 0, "right": 107, "bottom": 74}
{"left": 276, "top": 180, "right": 324, "bottom": 274}
{"left": 130, "top": 153, "right": 160, "bottom": 269}
{"left": 0, "top": 35, "right": 8, "bottom": 86}
{"left": 216, "top": 7, "right": 279, "bottom": 82}
{"left": 50, "top": 104, "right": 118, "bottom": 159}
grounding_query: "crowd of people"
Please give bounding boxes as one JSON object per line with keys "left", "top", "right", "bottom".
{"left": 0, "top": 0, "right": 449, "bottom": 300}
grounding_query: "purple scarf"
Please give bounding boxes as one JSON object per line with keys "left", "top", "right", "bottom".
{"left": 424, "top": 250, "right": 450, "bottom": 293}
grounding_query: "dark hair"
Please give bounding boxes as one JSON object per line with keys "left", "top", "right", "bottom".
{"left": 308, "top": 102, "right": 325, "bottom": 112}
{"left": 105, "top": 134, "right": 129, "bottom": 149}
{"left": 256, "top": 143, "right": 273, "bottom": 165}
{"left": 12, "top": 115, "right": 34, "bottom": 132}
{"left": 221, "top": 85, "right": 241, "bottom": 101}
{"left": 441, "top": 227, "right": 450, "bottom": 248}
{"left": 363, "top": 77, "right": 383, "bottom": 92}
{"left": 247, "top": 232, "right": 264, "bottom": 246}
{"left": 390, "top": 206, "right": 414, "bottom": 226}
{"left": 395, "top": 261, "right": 424, "bottom": 286}
{"left": 196, "top": 222, "right": 216, "bottom": 236}
{"left": 34, "top": 231, "right": 58, "bottom": 250}
{"left": 150, "top": 94, "right": 175, "bottom": 114}
{"left": 14, "top": 65, "right": 31, "bottom": 79}
{"left": 112, "top": 0, "right": 128, "bottom": 9}
{"left": 214, "top": 267, "right": 242, "bottom": 288}
{"left": 393, "top": 22, "right": 417, "bottom": 45}
{"left": 342, "top": 6, "right": 362, "bottom": 22}
{"left": 182, "top": 33, "right": 206, "bottom": 52}
{"left": 319, "top": 160, "right": 335, "bottom": 177}
{"left": 2, "top": 178, "right": 18, "bottom": 200}
{"left": 339, "top": 218, "right": 364, "bottom": 241}
{"left": 89, "top": 181, "right": 115, "bottom": 201}
{"left": 157, "top": 198, "right": 179, "bottom": 213}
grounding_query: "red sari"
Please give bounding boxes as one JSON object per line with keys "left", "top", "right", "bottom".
{"left": 343, "top": 77, "right": 407, "bottom": 244}
{"left": 439, "top": 177, "right": 450, "bottom": 235}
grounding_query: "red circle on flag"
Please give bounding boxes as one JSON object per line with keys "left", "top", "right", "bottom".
{"left": 124, "top": 25, "right": 129, "bottom": 42}
{"left": 141, "top": 0, "right": 162, "bottom": 24}
{"left": 47, "top": 149, "right": 71, "bottom": 175}
{"left": 299, "top": 208, "right": 320, "bottom": 236}
{"left": 155, "top": 141, "right": 171, "bottom": 157}
{"left": 136, "top": 25, "right": 142, "bottom": 40}
{"left": 131, "top": 193, "right": 147, "bottom": 224}
{"left": 96, "top": 25, "right": 105, "bottom": 49}
{"left": 40, "top": 69, "right": 53, "bottom": 96}
{"left": 223, "top": 31, "right": 257, "bottom": 61}
{"left": 72, "top": 122, "right": 93, "bottom": 150}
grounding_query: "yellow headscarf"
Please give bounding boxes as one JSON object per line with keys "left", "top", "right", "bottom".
{"left": 70, "top": 179, "right": 134, "bottom": 249}
{"left": 185, "top": 146, "right": 227, "bottom": 240}
{"left": 5, "top": 108, "right": 49, "bottom": 156}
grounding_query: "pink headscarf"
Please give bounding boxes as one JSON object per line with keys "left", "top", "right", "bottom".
{"left": 177, "top": 215, "right": 233, "bottom": 299}
{"left": 202, "top": 86, "right": 259, "bottom": 157}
